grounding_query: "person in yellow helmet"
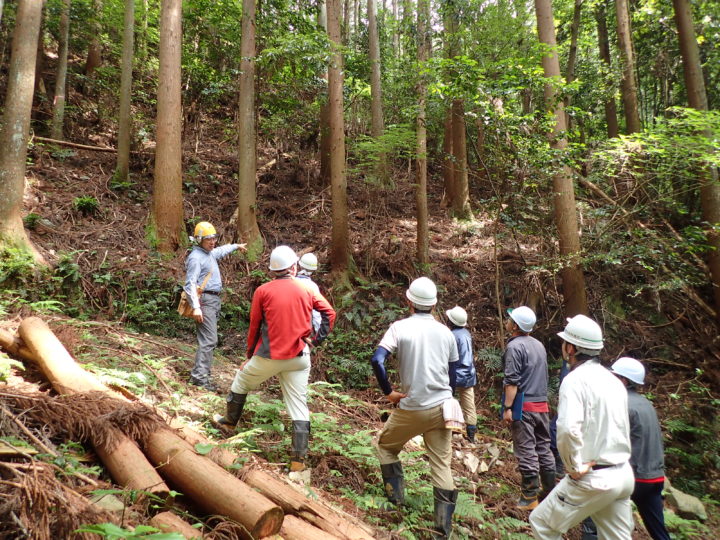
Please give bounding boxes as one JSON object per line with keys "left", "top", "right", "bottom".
{"left": 185, "top": 221, "right": 245, "bottom": 391}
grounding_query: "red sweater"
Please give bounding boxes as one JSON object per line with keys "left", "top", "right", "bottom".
{"left": 246, "top": 276, "right": 336, "bottom": 359}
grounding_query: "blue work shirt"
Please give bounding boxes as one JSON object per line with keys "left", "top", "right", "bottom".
{"left": 183, "top": 243, "right": 240, "bottom": 309}
{"left": 448, "top": 326, "right": 477, "bottom": 389}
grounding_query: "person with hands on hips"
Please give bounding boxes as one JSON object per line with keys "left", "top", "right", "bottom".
{"left": 529, "top": 314, "right": 635, "bottom": 540}
{"left": 370, "top": 277, "right": 460, "bottom": 540}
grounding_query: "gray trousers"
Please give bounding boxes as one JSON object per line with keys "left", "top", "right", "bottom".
{"left": 190, "top": 293, "right": 221, "bottom": 382}
{"left": 511, "top": 410, "right": 556, "bottom": 476}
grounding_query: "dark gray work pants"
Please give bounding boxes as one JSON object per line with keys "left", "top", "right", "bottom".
{"left": 511, "top": 410, "right": 556, "bottom": 475}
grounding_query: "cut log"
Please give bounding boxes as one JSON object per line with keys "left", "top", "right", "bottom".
{"left": 149, "top": 511, "right": 203, "bottom": 538}
{"left": 0, "top": 328, "right": 35, "bottom": 361}
{"left": 16, "top": 317, "right": 170, "bottom": 499}
{"left": 280, "top": 515, "right": 340, "bottom": 540}
{"left": 144, "top": 429, "right": 284, "bottom": 539}
{"left": 242, "top": 469, "right": 375, "bottom": 540}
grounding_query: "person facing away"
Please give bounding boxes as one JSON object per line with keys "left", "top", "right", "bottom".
{"left": 295, "top": 252, "right": 321, "bottom": 334}
{"left": 445, "top": 305, "right": 478, "bottom": 442}
{"left": 213, "top": 245, "right": 335, "bottom": 472}
{"left": 502, "top": 306, "right": 556, "bottom": 510}
{"left": 370, "top": 277, "right": 460, "bottom": 540}
{"left": 610, "top": 357, "right": 671, "bottom": 540}
{"left": 184, "top": 221, "right": 245, "bottom": 391}
{"left": 530, "top": 314, "right": 635, "bottom": 540}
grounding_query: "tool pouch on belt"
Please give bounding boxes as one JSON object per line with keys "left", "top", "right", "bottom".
{"left": 177, "top": 271, "right": 212, "bottom": 318}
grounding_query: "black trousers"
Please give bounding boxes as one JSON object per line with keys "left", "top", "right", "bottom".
{"left": 632, "top": 481, "right": 671, "bottom": 540}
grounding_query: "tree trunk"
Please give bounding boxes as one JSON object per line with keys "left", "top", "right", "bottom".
{"left": 51, "top": 0, "right": 71, "bottom": 140}
{"left": 451, "top": 99, "right": 472, "bottom": 219}
{"left": 614, "top": 0, "right": 641, "bottom": 133}
{"left": 114, "top": 0, "right": 135, "bottom": 184}
{"left": 0, "top": 0, "right": 44, "bottom": 260}
{"left": 149, "top": 512, "right": 202, "bottom": 538}
{"left": 368, "top": 0, "right": 388, "bottom": 183}
{"left": 595, "top": 2, "right": 619, "bottom": 138}
{"left": 152, "top": 0, "right": 184, "bottom": 252}
{"left": 84, "top": 0, "right": 103, "bottom": 78}
{"left": 564, "top": 0, "right": 583, "bottom": 129}
{"left": 144, "top": 430, "right": 284, "bottom": 538}
{"left": 441, "top": 107, "right": 454, "bottom": 207}
{"left": 672, "top": 0, "right": 720, "bottom": 326}
{"left": 318, "top": 3, "right": 331, "bottom": 187}
{"left": 237, "top": 0, "right": 262, "bottom": 258}
{"left": 534, "top": 0, "right": 589, "bottom": 316}
{"left": 327, "top": 0, "right": 350, "bottom": 275}
{"left": 415, "top": 0, "right": 429, "bottom": 266}
{"left": 33, "top": 9, "right": 48, "bottom": 113}
{"left": 280, "top": 516, "right": 340, "bottom": 540}
{"left": 16, "top": 317, "right": 170, "bottom": 499}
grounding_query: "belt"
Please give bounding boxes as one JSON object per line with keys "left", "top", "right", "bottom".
{"left": 202, "top": 290, "right": 221, "bottom": 296}
{"left": 592, "top": 463, "right": 618, "bottom": 470}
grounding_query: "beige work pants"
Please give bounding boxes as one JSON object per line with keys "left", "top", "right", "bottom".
{"left": 230, "top": 353, "right": 310, "bottom": 421}
{"left": 375, "top": 404, "right": 454, "bottom": 490}
{"left": 457, "top": 386, "right": 477, "bottom": 426}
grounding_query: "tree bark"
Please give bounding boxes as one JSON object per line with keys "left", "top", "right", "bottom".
{"left": 442, "top": 107, "right": 454, "bottom": 208}
{"left": 451, "top": 98, "right": 472, "bottom": 219}
{"left": 144, "top": 430, "right": 284, "bottom": 538}
{"left": 672, "top": 0, "right": 720, "bottom": 326}
{"left": 534, "top": 0, "right": 589, "bottom": 316}
{"left": 84, "top": 0, "right": 103, "bottom": 78}
{"left": 327, "top": 0, "right": 350, "bottom": 275}
{"left": 0, "top": 0, "right": 44, "bottom": 260}
{"left": 614, "top": 0, "right": 641, "bottom": 133}
{"left": 280, "top": 515, "right": 340, "bottom": 540}
{"left": 415, "top": 0, "right": 429, "bottom": 265}
{"left": 564, "top": 0, "right": 583, "bottom": 129}
{"left": 149, "top": 512, "right": 202, "bottom": 538}
{"left": 237, "top": 0, "right": 262, "bottom": 258}
{"left": 595, "top": 1, "right": 619, "bottom": 138}
{"left": 114, "top": 0, "right": 135, "bottom": 184}
{"left": 51, "top": 0, "right": 71, "bottom": 140}
{"left": 16, "top": 317, "right": 170, "bottom": 499}
{"left": 153, "top": 0, "right": 184, "bottom": 252}
{"left": 368, "top": 0, "right": 388, "bottom": 183}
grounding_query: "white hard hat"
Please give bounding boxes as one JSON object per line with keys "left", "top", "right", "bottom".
{"left": 299, "top": 253, "right": 318, "bottom": 271}
{"left": 406, "top": 277, "right": 438, "bottom": 307}
{"left": 507, "top": 306, "right": 536, "bottom": 332}
{"left": 446, "top": 306, "right": 468, "bottom": 327}
{"left": 269, "top": 245, "right": 298, "bottom": 271}
{"left": 611, "top": 357, "right": 645, "bottom": 385}
{"left": 557, "top": 314, "right": 604, "bottom": 351}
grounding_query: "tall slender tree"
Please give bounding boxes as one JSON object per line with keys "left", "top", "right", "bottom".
{"left": 368, "top": 0, "right": 388, "bottom": 183}
{"left": 51, "top": 0, "right": 71, "bottom": 140}
{"left": 615, "top": 0, "right": 641, "bottom": 133}
{"left": 152, "top": 0, "right": 184, "bottom": 252}
{"left": 114, "top": 0, "right": 135, "bottom": 184}
{"left": 451, "top": 98, "right": 472, "bottom": 219}
{"left": 595, "top": 2, "right": 619, "bottom": 138}
{"left": 672, "top": 0, "right": 720, "bottom": 324}
{"left": 327, "top": 0, "right": 350, "bottom": 276}
{"left": 236, "top": 0, "right": 262, "bottom": 257}
{"left": 0, "top": 0, "right": 45, "bottom": 261}
{"left": 85, "top": 0, "right": 103, "bottom": 78}
{"left": 534, "top": 0, "right": 589, "bottom": 316}
{"left": 564, "top": 0, "right": 583, "bottom": 129}
{"left": 415, "top": 0, "right": 429, "bottom": 265}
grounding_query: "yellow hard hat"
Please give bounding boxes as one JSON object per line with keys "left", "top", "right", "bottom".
{"left": 194, "top": 221, "right": 217, "bottom": 239}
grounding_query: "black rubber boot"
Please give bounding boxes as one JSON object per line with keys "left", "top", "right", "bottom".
{"left": 539, "top": 469, "right": 556, "bottom": 499}
{"left": 465, "top": 424, "right": 477, "bottom": 443}
{"left": 289, "top": 420, "right": 311, "bottom": 472}
{"left": 517, "top": 474, "right": 540, "bottom": 510}
{"left": 432, "top": 487, "right": 458, "bottom": 539}
{"left": 380, "top": 462, "right": 405, "bottom": 506}
{"left": 213, "top": 392, "right": 247, "bottom": 427}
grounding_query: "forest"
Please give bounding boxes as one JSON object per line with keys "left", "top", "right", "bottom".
{"left": 0, "top": 0, "right": 719, "bottom": 537}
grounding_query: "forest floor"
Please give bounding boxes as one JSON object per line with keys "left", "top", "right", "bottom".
{"left": 1, "top": 108, "right": 719, "bottom": 538}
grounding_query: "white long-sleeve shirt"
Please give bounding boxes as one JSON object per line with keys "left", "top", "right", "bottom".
{"left": 557, "top": 358, "right": 631, "bottom": 474}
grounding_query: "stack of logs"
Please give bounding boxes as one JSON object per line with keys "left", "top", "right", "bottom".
{"left": 0, "top": 317, "right": 376, "bottom": 540}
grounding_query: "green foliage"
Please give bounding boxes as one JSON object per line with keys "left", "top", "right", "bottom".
{"left": 23, "top": 213, "right": 42, "bottom": 230}
{"left": 0, "top": 246, "right": 39, "bottom": 286}
{"left": 75, "top": 523, "right": 184, "bottom": 540}
{"left": 73, "top": 196, "right": 100, "bottom": 216}
{"left": 0, "top": 353, "right": 24, "bottom": 382}
{"left": 664, "top": 510, "right": 712, "bottom": 539}
{"left": 349, "top": 124, "right": 417, "bottom": 185}
{"left": 50, "top": 442, "right": 104, "bottom": 479}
